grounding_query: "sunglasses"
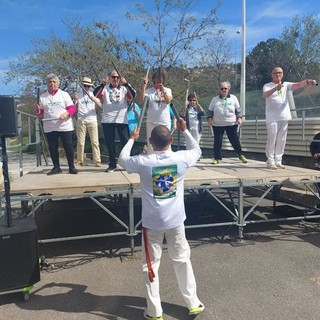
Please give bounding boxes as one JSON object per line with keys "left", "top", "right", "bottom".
{"left": 189, "top": 99, "right": 196, "bottom": 102}
{"left": 111, "top": 76, "right": 119, "bottom": 79}
{"left": 220, "top": 88, "right": 228, "bottom": 90}
{"left": 83, "top": 85, "right": 91, "bottom": 88}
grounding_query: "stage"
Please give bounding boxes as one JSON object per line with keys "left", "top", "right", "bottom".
{"left": 1, "top": 157, "right": 320, "bottom": 248}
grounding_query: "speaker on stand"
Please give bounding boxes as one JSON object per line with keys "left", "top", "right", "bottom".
{"left": 0, "top": 96, "right": 40, "bottom": 301}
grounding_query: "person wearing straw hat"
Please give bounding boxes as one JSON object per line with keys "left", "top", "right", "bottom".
{"left": 73, "top": 76, "right": 102, "bottom": 167}
{"left": 119, "top": 120, "right": 205, "bottom": 320}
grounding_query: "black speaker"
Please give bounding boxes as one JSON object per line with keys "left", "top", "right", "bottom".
{"left": 0, "top": 216, "right": 40, "bottom": 293}
{"left": 0, "top": 95, "right": 18, "bottom": 137}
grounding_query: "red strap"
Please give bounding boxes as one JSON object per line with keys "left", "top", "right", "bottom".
{"left": 143, "top": 227, "right": 155, "bottom": 282}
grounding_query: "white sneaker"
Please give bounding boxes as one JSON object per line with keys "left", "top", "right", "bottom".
{"left": 267, "top": 163, "right": 277, "bottom": 170}
{"left": 276, "top": 163, "right": 285, "bottom": 169}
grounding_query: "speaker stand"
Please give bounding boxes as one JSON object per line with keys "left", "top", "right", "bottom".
{"left": 1, "top": 136, "right": 12, "bottom": 227}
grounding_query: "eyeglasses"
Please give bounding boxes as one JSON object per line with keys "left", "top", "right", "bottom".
{"left": 111, "top": 76, "right": 119, "bottom": 79}
{"left": 189, "top": 99, "right": 196, "bottom": 102}
{"left": 220, "top": 88, "right": 228, "bottom": 90}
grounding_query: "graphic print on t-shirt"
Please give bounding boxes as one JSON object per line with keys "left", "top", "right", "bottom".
{"left": 152, "top": 165, "right": 177, "bottom": 199}
{"left": 108, "top": 88, "right": 121, "bottom": 104}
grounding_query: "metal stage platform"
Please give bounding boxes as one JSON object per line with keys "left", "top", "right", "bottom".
{"left": 2, "top": 158, "right": 320, "bottom": 249}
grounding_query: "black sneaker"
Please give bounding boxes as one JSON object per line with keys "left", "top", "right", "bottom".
{"left": 47, "top": 166, "right": 62, "bottom": 175}
{"left": 106, "top": 165, "right": 116, "bottom": 173}
{"left": 69, "top": 167, "right": 78, "bottom": 174}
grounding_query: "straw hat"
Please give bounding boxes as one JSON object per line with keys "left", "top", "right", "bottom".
{"left": 81, "top": 77, "right": 93, "bottom": 86}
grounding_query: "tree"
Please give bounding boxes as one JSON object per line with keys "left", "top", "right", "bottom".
{"left": 5, "top": 19, "right": 142, "bottom": 101}
{"left": 125, "top": 0, "right": 222, "bottom": 69}
{"left": 196, "top": 34, "right": 234, "bottom": 93}
{"left": 246, "top": 38, "right": 295, "bottom": 90}
{"left": 281, "top": 13, "right": 320, "bottom": 80}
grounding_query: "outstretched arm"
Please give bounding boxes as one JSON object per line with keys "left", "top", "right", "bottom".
{"left": 291, "top": 79, "right": 317, "bottom": 91}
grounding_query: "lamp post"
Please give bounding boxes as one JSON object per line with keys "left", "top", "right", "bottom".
{"left": 235, "top": 30, "right": 241, "bottom": 90}
{"left": 240, "top": 0, "right": 246, "bottom": 120}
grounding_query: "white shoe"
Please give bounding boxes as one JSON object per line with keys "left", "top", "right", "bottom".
{"left": 275, "top": 163, "right": 285, "bottom": 169}
{"left": 267, "top": 163, "right": 277, "bottom": 170}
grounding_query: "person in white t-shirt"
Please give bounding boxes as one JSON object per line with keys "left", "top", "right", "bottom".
{"left": 263, "top": 67, "right": 317, "bottom": 169}
{"left": 94, "top": 70, "right": 136, "bottom": 172}
{"left": 119, "top": 120, "right": 204, "bottom": 320}
{"left": 36, "top": 73, "right": 78, "bottom": 175}
{"left": 73, "top": 77, "right": 102, "bottom": 167}
{"left": 140, "top": 69, "right": 172, "bottom": 154}
{"left": 207, "top": 81, "right": 247, "bottom": 164}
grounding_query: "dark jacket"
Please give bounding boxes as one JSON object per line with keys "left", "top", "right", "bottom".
{"left": 182, "top": 106, "right": 204, "bottom": 133}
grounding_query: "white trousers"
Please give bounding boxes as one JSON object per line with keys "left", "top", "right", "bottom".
{"left": 189, "top": 127, "right": 201, "bottom": 144}
{"left": 76, "top": 119, "right": 101, "bottom": 163}
{"left": 142, "top": 225, "right": 202, "bottom": 317}
{"left": 265, "top": 120, "right": 288, "bottom": 165}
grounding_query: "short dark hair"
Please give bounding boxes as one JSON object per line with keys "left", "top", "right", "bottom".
{"left": 187, "top": 93, "right": 196, "bottom": 100}
{"left": 151, "top": 125, "right": 171, "bottom": 148}
{"left": 152, "top": 69, "right": 166, "bottom": 83}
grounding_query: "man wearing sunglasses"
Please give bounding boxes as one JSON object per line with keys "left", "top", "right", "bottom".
{"left": 94, "top": 70, "right": 136, "bottom": 172}
{"left": 263, "top": 67, "right": 317, "bottom": 170}
{"left": 207, "top": 81, "right": 247, "bottom": 164}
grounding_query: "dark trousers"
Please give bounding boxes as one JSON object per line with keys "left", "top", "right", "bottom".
{"left": 102, "top": 123, "right": 129, "bottom": 166}
{"left": 213, "top": 125, "right": 242, "bottom": 159}
{"left": 46, "top": 131, "right": 75, "bottom": 168}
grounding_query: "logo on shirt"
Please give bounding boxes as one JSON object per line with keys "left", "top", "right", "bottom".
{"left": 108, "top": 88, "right": 121, "bottom": 104}
{"left": 152, "top": 91, "right": 164, "bottom": 103}
{"left": 152, "top": 165, "right": 177, "bottom": 199}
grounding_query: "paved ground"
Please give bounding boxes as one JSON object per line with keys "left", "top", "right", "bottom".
{"left": 1, "top": 153, "right": 320, "bottom": 320}
{"left": 1, "top": 220, "right": 320, "bottom": 320}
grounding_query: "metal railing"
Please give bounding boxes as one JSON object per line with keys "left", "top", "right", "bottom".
{"left": 3, "top": 111, "right": 48, "bottom": 177}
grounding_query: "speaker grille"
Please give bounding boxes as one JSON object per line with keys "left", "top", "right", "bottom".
{"left": 0, "top": 95, "right": 18, "bottom": 137}
{"left": 0, "top": 217, "right": 40, "bottom": 292}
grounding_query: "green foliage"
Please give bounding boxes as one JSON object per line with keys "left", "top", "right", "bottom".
{"left": 4, "top": 3, "right": 320, "bottom": 122}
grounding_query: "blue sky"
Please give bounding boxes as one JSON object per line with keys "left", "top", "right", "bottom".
{"left": 0, "top": 0, "right": 319, "bottom": 95}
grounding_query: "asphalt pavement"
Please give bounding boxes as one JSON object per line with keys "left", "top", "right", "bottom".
{"left": 1, "top": 152, "right": 320, "bottom": 320}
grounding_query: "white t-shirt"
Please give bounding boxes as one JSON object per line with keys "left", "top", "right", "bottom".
{"left": 263, "top": 81, "right": 293, "bottom": 123}
{"left": 76, "top": 91, "right": 98, "bottom": 122}
{"left": 40, "top": 89, "right": 74, "bottom": 133}
{"left": 101, "top": 85, "right": 128, "bottom": 124}
{"left": 119, "top": 130, "right": 201, "bottom": 231}
{"left": 145, "top": 87, "right": 172, "bottom": 127}
{"left": 208, "top": 94, "right": 241, "bottom": 126}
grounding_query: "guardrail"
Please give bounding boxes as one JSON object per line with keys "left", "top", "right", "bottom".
{"left": 3, "top": 106, "right": 320, "bottom": 177}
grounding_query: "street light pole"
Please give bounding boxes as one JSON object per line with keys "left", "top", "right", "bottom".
{"left": 240, "top": 0, "right": 246, "bottom": 120}
{"left": 235, "top": 30, "right": 241, "bottom": 90}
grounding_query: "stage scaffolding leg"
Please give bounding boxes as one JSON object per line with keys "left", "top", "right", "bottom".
{"left": 237, "top": 181, "right": 244, "bottom": 239}
{"left": 128, "top": 188, "right": 136, "bottom": 255}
